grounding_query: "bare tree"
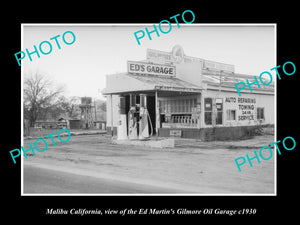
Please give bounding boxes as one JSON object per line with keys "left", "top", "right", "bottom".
{"left": 24, "top": 72, "right": 64, "bottom": 127}
{"left": 57, "top": 96, "right": 80, "bottom": 119}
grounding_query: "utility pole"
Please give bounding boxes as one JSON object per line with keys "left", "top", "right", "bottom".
{"left": 94, "top": 98, "right": 97, "bottom": 122}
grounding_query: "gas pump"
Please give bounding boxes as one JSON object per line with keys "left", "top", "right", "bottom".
{"left": 139, "top": 94, "right": 152, "bottom": 140}
{"left": 127, "top": 94, "right": 153, "bottom": 140}
{"left": 117, "top": 96, "right": 128, "bottom": 140}
{"left": 128, "top": 94, "right": 138, "bottom": 139}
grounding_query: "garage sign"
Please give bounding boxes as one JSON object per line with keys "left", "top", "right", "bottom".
{"left": 127, "top": 61, "right": 176, "bottom": 76}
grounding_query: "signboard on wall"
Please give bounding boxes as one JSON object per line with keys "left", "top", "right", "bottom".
{"left": 170, "top": 130, "right": 182, "bottom": 137}
{"left": 203, "top": 60, "right": 235, "bottom": 73}
{"left": 127, "top": 61, "right": 176, "bottom": 76}
{"left": 147, "top": 48, "right": 204, "bottom": 64}
{"left": 147, "top": 49, "right": 172, "bottom": 62}
{"left": 146, "top": 46, "right": 234, "bottom": 72}
{"left": 225, "top": 97, "right": 256, "bottom": 121}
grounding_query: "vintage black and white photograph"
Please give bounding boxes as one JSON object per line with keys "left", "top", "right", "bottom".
{"left": 21, "top": 24, "right": 276, "bottom": 195}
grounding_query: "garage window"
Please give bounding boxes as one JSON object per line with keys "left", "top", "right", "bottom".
{"left": 257, "top": 107, "right": 265, "bottom": 120}
{"left": 204, "top": 98, "right": 212, "bottom": 125}
{"left": 226, "top": 109, "right": 236, "bottom": 121}
{"left": 216, "top": 98, "right": 223, "bottom": 125}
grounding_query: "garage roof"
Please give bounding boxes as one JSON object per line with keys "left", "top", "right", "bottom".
{"left": 102, "top": 73, "right": 203, "bottom": 95}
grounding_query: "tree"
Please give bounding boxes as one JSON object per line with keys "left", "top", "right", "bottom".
{"left": 57, "top": 96, "right": 80, "bottom": 119}
{"left": 95, "top": 99, "right": 106, "bottom": 121}
{"left": 23, "top": 72, "right": 64, "bottom": 126}
{"left": 99, "top": 101, "right": 106, "bottom": 112}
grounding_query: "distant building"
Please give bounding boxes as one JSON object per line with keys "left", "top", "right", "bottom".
{"left": 69, "top": 119, "right": 81, "bottom": 129}
{"left": 34, "top": 117, "right": 69, "bottom": 129}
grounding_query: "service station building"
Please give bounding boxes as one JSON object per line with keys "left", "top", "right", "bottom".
{"left": 102, "top": 45, "right": 274, "bottom": 141}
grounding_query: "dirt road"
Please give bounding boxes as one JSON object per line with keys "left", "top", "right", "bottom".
{"left": 24, "top": 165, "right": 183, "bottom": 194}
{"left": 23, "top": 133, "right": 275, "bottom": 194}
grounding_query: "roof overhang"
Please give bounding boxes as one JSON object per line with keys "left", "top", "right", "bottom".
{"left": 102, "top": 73, "right": 203, "bottom": 95}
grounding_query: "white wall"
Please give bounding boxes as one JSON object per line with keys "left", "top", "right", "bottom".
{"left": 106, "top": 94, "right": 120, "bottom": 128}
{"left": 202, "top": 90, "right": 275, "bottom": 127}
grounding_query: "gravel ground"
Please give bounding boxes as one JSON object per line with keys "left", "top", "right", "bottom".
{"left": 23, "top": 132, "right": 275, "bottom": 194}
